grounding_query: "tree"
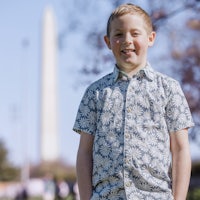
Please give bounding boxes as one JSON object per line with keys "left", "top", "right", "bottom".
{"left": 29, "top": 161, "right": 76, "bottom": 182}
{"left": 0, "top": 140, "right": 20, "bottom": 181}
{"left": 147, "top": 0, "right": 200, "bottom": 143}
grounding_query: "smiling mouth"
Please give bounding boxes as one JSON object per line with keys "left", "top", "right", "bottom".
{"left": 121, "top": 49, "right": 136, "bottom": 54}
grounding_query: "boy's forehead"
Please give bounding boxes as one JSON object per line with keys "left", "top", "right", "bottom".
{"left": 111, "top": 14, "right": 145, "bottom": 27}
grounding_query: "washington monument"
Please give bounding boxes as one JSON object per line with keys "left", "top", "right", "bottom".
{"left": 40, "top": 5, "right": 59, "bottom": 162}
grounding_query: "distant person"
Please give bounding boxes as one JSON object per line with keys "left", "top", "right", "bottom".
{"left": 73, "top": 3, "right": 194, "bottom": 200}
{"left": 43, "top": 174, "right": 55, "bottom": 200}
{"left": 21, "top": 188, "right": 28, "bottom": 200}
{"left": 15, "top": 190, "right": 28, "bottom": 200}
{"left": 55, "top": 179, "right": 69, "bottom": 200}
{"left": 14, "top": 185, "right": 28, "bottom": 200}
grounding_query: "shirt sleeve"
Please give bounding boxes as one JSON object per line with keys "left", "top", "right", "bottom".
{"left": 165, "top": 80, "right": 195, "bottom": 133}
{"left": 73, "top": 86, "right": 97, "bottom": 135}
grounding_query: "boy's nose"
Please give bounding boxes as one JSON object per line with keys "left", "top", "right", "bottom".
{"left": 123, "top": 34, "right": 132, "bottom": 44}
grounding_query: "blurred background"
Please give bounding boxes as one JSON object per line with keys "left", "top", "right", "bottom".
{"left": 0, "top": 0, "right": 199, "bottom": 199}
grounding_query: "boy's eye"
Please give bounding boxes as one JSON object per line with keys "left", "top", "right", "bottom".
{"left": 115, "top": 33, "right": 123, "bottom": 36}
{"left": 132, "top": 32, "right": 140, "bottom": 36}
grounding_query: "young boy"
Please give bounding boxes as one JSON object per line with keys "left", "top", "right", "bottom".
{"left": 73, "top": 3, "right": 194, "bottom": 200}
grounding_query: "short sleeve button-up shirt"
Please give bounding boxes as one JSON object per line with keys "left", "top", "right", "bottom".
{"left": 73, "top": 64, "right": 194, "bottom": 200}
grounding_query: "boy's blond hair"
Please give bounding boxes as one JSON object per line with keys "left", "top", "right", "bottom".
{"left": 106, "top": 3, "right": 153, "bottom": 37}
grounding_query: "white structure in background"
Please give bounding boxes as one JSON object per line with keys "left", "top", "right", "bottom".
{"left": 40, "top": 5, "right": 59, "bottom": 162}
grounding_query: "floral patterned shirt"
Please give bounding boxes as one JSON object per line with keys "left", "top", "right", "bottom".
{"left": 73, "top": 64, "right": 194, "bottom": 200}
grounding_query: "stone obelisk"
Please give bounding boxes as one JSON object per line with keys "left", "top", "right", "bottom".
{"left": 40, "top": 5, "right": 59, "bottom": 162}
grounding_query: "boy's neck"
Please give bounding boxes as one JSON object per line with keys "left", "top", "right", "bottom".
{"left": 117, "top": 63, "right": 147, "bottom": 78}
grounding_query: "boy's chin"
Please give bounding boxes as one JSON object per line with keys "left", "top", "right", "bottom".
{"left": 123, "top": 61, "right": 139, "bottom": 68}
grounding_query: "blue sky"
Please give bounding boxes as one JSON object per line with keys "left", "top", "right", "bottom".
{"left": 0, "top": 0, "right": 199, "bottom": 167}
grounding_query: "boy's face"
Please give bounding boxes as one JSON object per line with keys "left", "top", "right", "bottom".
{"left": 104, "top": 14, "right": 156, "bottom": 73}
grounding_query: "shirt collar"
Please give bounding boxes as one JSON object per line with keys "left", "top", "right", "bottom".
{"left": 141, "top": 62, "right": 155, "bottom": 81}
{"left": 113, "top": 62, "right": 155, "bottom": 82}
{"left": 113, "top": 65, "right": 120, "bottom": 82}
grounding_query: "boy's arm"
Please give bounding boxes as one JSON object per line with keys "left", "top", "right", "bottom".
{"left": 76, "top": 131, "right": 94, "bottom": 200}
{"left": 170, "top": 128, "right": 191, "bottom": 200}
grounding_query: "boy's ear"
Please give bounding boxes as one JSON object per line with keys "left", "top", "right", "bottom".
{"left": 148, "top": 31, "right": 156, "bottom": 47}
{"left": 104, "top": 35, "right": 111, "bottom": 49}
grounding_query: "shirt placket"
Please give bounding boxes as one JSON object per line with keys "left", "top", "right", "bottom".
{"left": 123, "top": 77, "right": 138, "bottom": 198}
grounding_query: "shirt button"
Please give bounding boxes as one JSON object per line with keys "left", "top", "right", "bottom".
{"left": 125, "top": 134, "right": 130, "bottom": 139}
{"left": 127, "top": 108, "right": 132, "bottom": 113}
{"left": 126, "top": 182, "right": 131, "bottom": 187}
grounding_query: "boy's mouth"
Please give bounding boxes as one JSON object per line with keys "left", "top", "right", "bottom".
{"left": 121, "top": 49, "right": 136, "bottom": 54}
